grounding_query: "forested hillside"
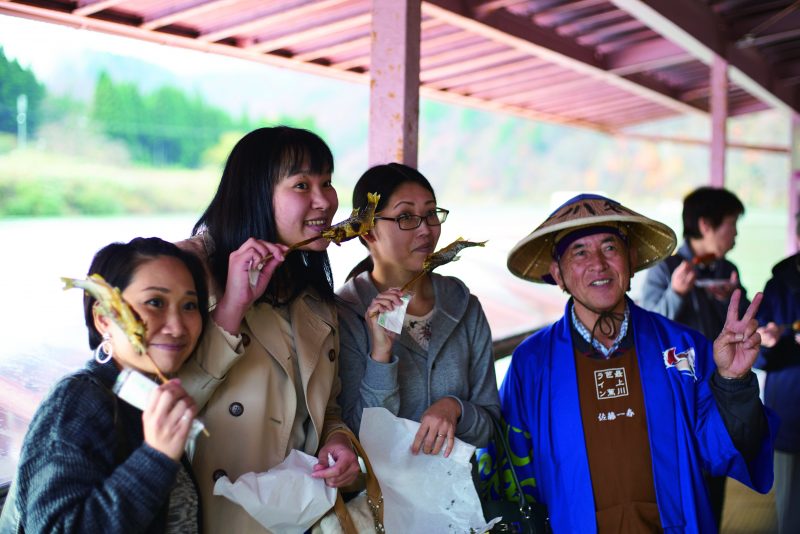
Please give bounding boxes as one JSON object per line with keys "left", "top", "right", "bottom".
{"left": 0, "top": 43, "right": 790, "bottom": 217}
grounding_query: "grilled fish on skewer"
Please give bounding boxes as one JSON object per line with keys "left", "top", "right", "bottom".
{"left": 249, "top": 192, "right": 381, "bottom": 285}
{"left": 321, "top": 192, "right": 380, "bottom": 245}
{"left": 63, "top": 274, "right": 148, "bottom": 356}
{"left": 422, "top": 237, "right": 487, "bottom": 271}
{"left": 400, "top": 238, "right": 487, "bottom": 292}
{"left": 62, "top": 274, "right": 169, "bottom": 384}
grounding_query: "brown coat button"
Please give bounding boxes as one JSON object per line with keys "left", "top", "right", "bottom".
{"left": 212, "top": 469, "right": 227, "bottom": 481}
{"left": 229, "top": 402, "right": 244, "bottom": 417}
{"left": 328, "top": 349, "right": 336, "bottom": 361}
{"left": 242, "top": 333, "right": 251, "bottom": 347}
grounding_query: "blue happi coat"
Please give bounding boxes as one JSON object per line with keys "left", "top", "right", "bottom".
{"left": 483, "top": 299, "right": 776, "bottom": 533}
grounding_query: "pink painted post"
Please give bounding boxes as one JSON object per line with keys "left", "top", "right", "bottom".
{"left": 789, "top": 114, "right": 800, "bottom": 254}
{"left": 368, "top": 0, "right": 421, "bottom": 167}
{"left": 710, "top": 55, "right": 727, "bottom": 188}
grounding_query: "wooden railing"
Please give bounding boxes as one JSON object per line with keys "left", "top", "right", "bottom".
{"left": 492, "top": 329, "right": 536, "bottom": 361}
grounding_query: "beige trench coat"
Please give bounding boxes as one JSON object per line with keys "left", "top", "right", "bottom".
{"left": 177, "top": 236, "right": 346, "bottom": 533}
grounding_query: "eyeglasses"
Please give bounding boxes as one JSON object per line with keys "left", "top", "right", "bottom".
{"left": 374, "top": 208, "right": 449, "bottom": 230}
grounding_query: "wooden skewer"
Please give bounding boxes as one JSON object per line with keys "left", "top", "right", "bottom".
{"left": 400, "top": 270, "right": 426, "bottom": 293}
{"left": 145, "top": 352, "right": 210, "bottom": 437}
{"left": 254, "top": 235, "right": 324, "bottom": 270}
{"left": 146, "top": 353, "right": 170, "bottom": 385}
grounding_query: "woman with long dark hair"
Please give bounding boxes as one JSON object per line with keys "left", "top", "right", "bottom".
{"left": 177, "top": 126, "right": 359, "bottom": 533}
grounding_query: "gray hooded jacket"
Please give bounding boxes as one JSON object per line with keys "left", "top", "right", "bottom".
{"left": 336, "top": 271, "right": 500, "bottom": 447}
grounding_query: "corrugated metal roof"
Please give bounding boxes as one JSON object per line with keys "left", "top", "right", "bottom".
{"left": 1, "top": 0, "right": 797, "bottom": 131}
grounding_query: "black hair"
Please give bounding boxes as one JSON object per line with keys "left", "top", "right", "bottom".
{"left": 682, "top": 186, "right": 745, "bottom": 239}
{"left": 83, "top": 237, "right": 210, "bottom": 350}
{"left": 192, "top": 126, "right": 336, "bottom": 304}
{"left": 346, "top": 163, "right": 436, "bottom": 281}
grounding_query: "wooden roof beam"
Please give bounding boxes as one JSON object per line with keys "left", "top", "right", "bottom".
{"left": 424, "top": 0, "right": 705, "bottom": 116}
{"left": 595, "top": 28, "right": 658, "bottom": 55}
{"left": 74, "top": 0, "right": 126, "bottom": 17}
{"left": 557, "top": 9, "right": 630, "bottom": 37}
{"left": 198, "top": 0, "right": 352, "bottom": 43}
{"left": 558, "top": 96, "right": 655, "bottom": 121}
{"left": 533, "top": 0, "right": 609, "bottom": 26}
{"left": 462, "top": 63, "right": 566, "bottom": 95}
{"left": 421, "top": 48, "right": 525, "bottom": 82}
{"left": 730, "top": 9, "right": 800, "bottom": 42}
{"left": 141, "top": 0, "right": 241, "bottom": 31}
{"left": 577, "top": 20, "right": 648, "bottom": 46}
{"left": 493, "top": 76, "right": 599, "bottom": 106}
{"left": 609, "top": 0, "right": 799, "bottom": 113}
{"left": 307, "top": 18, "right": 444, "bottom": 65}
{"left": 425, "top": 57, "right": 547, "bottom": 90}
{"left": 292, "top": 34, "right": 370, "bottom": 62}
{"left": 594, "top": 104, "right": 674, "bottom": 126}
{"left": 737, "top": 26, "right": 800, "bottom": 49}
{"left": 474, "top": 0, "right": 531, "bottom": 18}
{"left": 248, "top": 12, "right": 371, "bottom": 54}
{"left": 606, "top": 38, "right": 693, "bottom": 75}
{"left": 421, "top": 40, "right": 507, "bottom": 69}
{"left": 422, "top": 25, "right": 472, "bottom": 46}
{"left": 474, "top": 69, "right": 586, "bottom": 100}
{"left": 536, "top": 86, "right": 632, "bottom": 112}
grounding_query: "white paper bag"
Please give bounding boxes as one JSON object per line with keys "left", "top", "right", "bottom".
{"left": 359, "top": 407, "right": 497, "bottom": 533}
{"left": 213, "top": 449, "right": 337, "bottom": 534}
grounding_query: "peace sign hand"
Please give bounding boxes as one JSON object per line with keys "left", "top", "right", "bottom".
{"left": 712, "top": 289, "right": 763, "bottom": 379}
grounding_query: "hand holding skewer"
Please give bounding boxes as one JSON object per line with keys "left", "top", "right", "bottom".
{"left": 368, "top": 238, "right": 488, "bottom": 318}
{"left": 248, "top": 192, "right": 381, "bottom": 285}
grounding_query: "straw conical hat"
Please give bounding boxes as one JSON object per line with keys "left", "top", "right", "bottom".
{"left": 508, "top": 194, "right": 677, "bottom": 284}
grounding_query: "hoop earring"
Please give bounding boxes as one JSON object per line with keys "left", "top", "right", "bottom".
{"left": 94, "top": 333, "right": 113, "bottom": 364}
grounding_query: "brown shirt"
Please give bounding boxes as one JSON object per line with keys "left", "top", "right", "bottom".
{"left": 573, "top": 323, "right": 662, "bottom": 533}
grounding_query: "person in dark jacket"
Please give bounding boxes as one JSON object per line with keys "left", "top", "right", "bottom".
{"left": 0, "top": 237, "right": 208, "bottom": 534}
{"left": 755, "top": 213, "right": 800, "bottom": 534}
{"left": 640, "top": 186, "right": 749, "bottom": 527}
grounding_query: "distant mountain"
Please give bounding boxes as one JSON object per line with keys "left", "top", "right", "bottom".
{"left": 46, "top": 51, "right": 178, "bottom": 101}
{"left": 44, "top": 49, "right": 367, "bottom": 126}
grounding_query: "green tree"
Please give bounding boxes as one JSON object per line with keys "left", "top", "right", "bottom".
{"left": 92, "top": 71, "right": 146, "bottom": 159}
{"left": 0, "top": 46, "right": 46, "bottom": 135}
{"left": 92, "top": 72, "right": 240, "bottom": 167}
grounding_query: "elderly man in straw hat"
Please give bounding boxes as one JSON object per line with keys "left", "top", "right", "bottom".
{"left": 487, "top": 194, "right": 776, "bottom": 533}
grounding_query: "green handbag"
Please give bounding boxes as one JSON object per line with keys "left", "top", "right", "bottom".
{"left": 480, "top": 415, "right": 551, "bottom": 534}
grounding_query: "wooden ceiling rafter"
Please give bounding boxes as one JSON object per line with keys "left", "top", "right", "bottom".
{"left": 74, "top": 0, "right": 126, "bottom": 17}
{"left": 426, "top": 0, "right": 706, "bottom": 116}
{"left": 247, "top": 11, "right": 371, "bottom": 54}
{"left": 426, "top": 56, "right": 549, "bottom": 90}
{"left": 198, "top": 0, "right": 355, "bottom": 43}
{"left": 609, "top": 0, "right": 798, "bottom": 113}
{"left": 140, "top": 0, "right": 241, "bottom": 31}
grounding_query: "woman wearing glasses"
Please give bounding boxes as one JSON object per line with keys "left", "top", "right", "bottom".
{"left": 336, "top": 163, "right": 500, "bottom": 457}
